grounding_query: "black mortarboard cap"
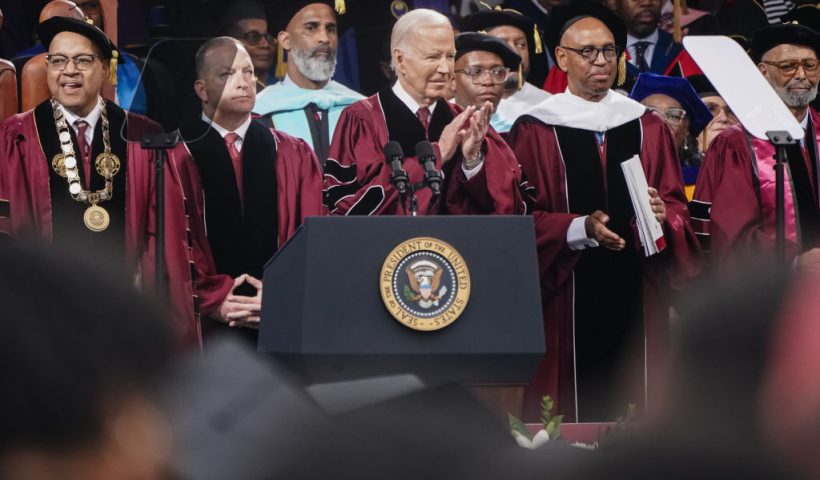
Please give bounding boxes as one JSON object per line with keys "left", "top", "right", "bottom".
{"left": 686, "top": 74, "right": 719, "bottom": 98}
{"left": 547, "top": 0, "right": 627, "bottom": 54}
{"left": 36, "top": 16, "right": 121, "bottom": 62}
{"left": 781, "top": 4, "right": 820, "bottom": 33}
{"left": 265, "top": 0, "right": 346, "bottom": 34}
{"left": 461, "top": 5, "right": 544, "bottom": 55}
{"left": 750, "top": 23, "right": 820, "bottom": 62}
{"left": 455, "top": 32, "right": 522, "bottom": 71}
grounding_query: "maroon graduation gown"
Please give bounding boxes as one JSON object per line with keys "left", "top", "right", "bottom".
{"left": 691, "top": 108, "right": 820, "bottom": 269}
{"left": 0, "top": 100, "right": 229, "bottom": 349}
{"left": 324, "top": 88, "right": 532, "bottom": 216}
{"left": 508, "top": 111, "right": 701, "bottom": 422}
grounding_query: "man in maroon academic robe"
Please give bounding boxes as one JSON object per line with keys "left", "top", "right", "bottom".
{"left": 692, "top": 23, "right": 820, "bottom": 270}
{"left": 507, "top": 3, "right": 700, "bottom": 422}
{"left": 172, "top": 36, "right": 324, "bottom": 339}
{"left": 0, "top": 17, "right": 244, "bottom": 348}
{"left": 324, "top": 8, "right": 533, "bottom": 216}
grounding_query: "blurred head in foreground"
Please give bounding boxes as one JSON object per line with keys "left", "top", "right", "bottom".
{"left": 0, "top": 243, "right": 173, "bottom": 480}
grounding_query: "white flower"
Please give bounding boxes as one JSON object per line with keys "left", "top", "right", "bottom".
{"left": 512, "top": 429, "right": 551, "bottom": 449}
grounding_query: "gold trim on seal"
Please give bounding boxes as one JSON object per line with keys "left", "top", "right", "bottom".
{"left": 379, "top": 237, "right": 471, "bottom": 331}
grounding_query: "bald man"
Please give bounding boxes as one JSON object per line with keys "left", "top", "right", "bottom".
{"left": 506, "top": 1, "right": 699, "bottom": 422}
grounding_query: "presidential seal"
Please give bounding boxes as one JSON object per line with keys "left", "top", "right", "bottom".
{"left": 380, "top": 237, "right": 470, "bottom": 331}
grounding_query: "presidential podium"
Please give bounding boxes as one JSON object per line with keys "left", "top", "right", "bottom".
{"left": 259, "top": 216, "right": 545, "bottom": 418}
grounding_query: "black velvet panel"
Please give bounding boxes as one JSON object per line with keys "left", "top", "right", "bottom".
{"left": 35, "top": 100, "right": 127, "bottom": 258}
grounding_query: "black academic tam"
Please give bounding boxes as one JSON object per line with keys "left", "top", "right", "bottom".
{"left": 455, "top": 32, "right": 522, "bottom": 71}
{"left": 750, "top": 22, "right": 820, "bottom": 62}
{"left": 36, "top": 16, "right": 122, "bottom": 63}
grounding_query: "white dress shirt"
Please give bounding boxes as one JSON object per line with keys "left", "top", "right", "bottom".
{"left": 202, "top": 112, "right": 252, "bottom": 152}
{"left": 61, "top": 99, "right": 103, "bottom": 146}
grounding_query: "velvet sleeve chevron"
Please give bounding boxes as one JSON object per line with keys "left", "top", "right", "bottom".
{"left": 323, "top": 104, "right": 392, "bottom": 216}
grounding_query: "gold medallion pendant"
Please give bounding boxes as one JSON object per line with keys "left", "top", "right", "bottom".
{"left": 83, "top": 204, "right": 110, "bottom": 232}
{"left": 95, "top": 153, "right": 121, "bottom": 176}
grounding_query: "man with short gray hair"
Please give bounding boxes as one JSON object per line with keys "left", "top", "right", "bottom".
{"left": 324, "top": 8, "right": 533, "bottom": 216}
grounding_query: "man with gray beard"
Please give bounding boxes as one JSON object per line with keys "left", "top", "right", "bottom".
{"left": 253, "top": 0, "right": 363, "bottom": 166}
{"left": 692, "top": 22, "right": 820, "bottom": 270}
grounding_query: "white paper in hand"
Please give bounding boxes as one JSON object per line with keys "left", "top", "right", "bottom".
{"left": 621, "top": 155, "right": 666, "bottom": 257}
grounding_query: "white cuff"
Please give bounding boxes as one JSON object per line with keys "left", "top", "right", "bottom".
{"left": 462, "top": 158, "right": 485, "bottom": 180}
{"left": 567, "top": 216, "right": 599, "bottom": 251}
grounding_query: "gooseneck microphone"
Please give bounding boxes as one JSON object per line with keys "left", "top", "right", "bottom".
{"left": 414, "top": 141, "right": 442, "bottom": 196}
{"left": 383, "top": 141, "right": 409, "bottom": 195}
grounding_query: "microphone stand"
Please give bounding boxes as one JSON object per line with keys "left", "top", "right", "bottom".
{"left": 140, "top": 132, "right": 181, "bottom": 310}
{"left": 766, "top": 130, "right": 795, "bottom": 268}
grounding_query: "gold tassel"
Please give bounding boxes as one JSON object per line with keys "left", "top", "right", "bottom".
{"left": 617, "top": 52, "right": 626, "bottom": 86}
{"left": 275, "top": 43, "right": 287, "bottom": 79}
{"left": 517, "top": 63, "right": 523, "bottom": 90}
{"left": 335, "top": 0, "right": 346, "bottom": 15}
{"left": 673, "top": 0, "right": 682, "bottom": 43}
{"left": 109, "top": 50, "right": 118, "bottom": 86}
{"left": 533, "top": 25, "right": 543, "bottom": 54}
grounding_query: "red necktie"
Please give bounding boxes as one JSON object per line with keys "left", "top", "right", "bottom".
{"left": 416, "top": 107, "right": 430, "bottom": 138}
{"left": 75, "top": 120, "right": 91, "bottom": 189}
{"left": 224, "top": 132, "right": 244, "bottom": 203}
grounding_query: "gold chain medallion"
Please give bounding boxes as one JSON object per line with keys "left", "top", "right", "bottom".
{"left": 83, "top": 204, "right": 110, "bottom": 232}
{"left": 379, "top": 237, "right": 471, "bottom": 331}
{"left": 95, "top": 152, "right": 121, "bottom": 176}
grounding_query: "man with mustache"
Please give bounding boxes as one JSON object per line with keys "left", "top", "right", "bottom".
{"left": 692, "top": 23, "right": 820, "bottom": 269}
{"left": 175, "top": 36, "right": 324, "bottom": 342}
{"left": 0, "top": 17, "right": 243, "bottom": 349}
{"left": 507, "top": 1, "right": 699, "bottom": 422}
{"left": 254, "top": 0, "right": 363, "bottom": 166}
{"left": 607, "top": 0, "right": 681, "bottom": 76}
{"left": 324, "top": 8, "right": 534, "bottom": 216}
{"left": 461, "top": 6, "right": 551, "bottom": 135}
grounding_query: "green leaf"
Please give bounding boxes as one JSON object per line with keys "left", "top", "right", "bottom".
{"left": 539, "top": 395, "right": 555, "bottom": 427}
{"left": 507, "top": 413, "right": 532, "bottom": 441}
{"left": 403, "top": 284, "right": 414, "bottom": 301}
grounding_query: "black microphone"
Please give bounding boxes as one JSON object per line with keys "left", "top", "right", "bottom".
{"left": 415, "top": 141, "right": 442, "bottom": 196}
{"left": 384, "top": 141, "right": 408, "bottom": 195}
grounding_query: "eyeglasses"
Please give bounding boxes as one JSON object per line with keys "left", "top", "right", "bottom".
{"left": 560, "top": 45, "right": 622, "bottom": 63}
{"left": 455, "top": 66, "right": 510, "bottom": 85}
{"left": 761, "top": 59, "right": 820, "bottom": 77}
{"left": 242, "top": 30, "right": 275, "bottom": 46}
{"left": 647, "top": 106, "right": 688, "bottom": 125}
{"left": 45, "top": 54, "right": 100, "bottom": 71}
{"left": 703, "top": 101, "right": 737, "bottom": 120}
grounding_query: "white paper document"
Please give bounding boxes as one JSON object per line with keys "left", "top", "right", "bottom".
{"left": 621, "top": 155, "right": 666, "bottom": 257}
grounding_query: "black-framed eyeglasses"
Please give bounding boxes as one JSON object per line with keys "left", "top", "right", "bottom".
{"left": 560, "top": 45, "right": 622, "bottom": 63}
{"left": 242, "top": 30, "right": 275, "bottom": 46}
{"left": 455, "top": 66, "right": 510, "bottom": 85}
{"left": 45, "top": 54, "right": 100, "bottom": 71}
{"left": 761, "top": 59, "right": 820, "bottom": 77}
{"left": 647, "top": 106, "right": 688, "bottom": 125}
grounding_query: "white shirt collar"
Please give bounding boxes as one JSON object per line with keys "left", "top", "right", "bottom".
{"left": 283, "top": 74, "right": 297, "bottom": 88}
{"left": 60, "top": 98, "right": 103, "bottom": 144}
{"left": 201, "top": 112, "right": 253, "bottom": 150}
{"left": 800, "top": 110, "right": 810, "bottom": 130}
{"left": 392, "top": 79, "right": 437, "bottom": 115}
{"left": 627, "top": 29, "right": 659, "bottom": 47}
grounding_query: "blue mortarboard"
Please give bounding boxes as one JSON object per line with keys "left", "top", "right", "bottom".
{"left": 629, "top": 73, "right": 712, "bottom": 136}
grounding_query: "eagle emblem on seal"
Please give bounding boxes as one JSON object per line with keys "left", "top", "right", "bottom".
{"left": 405, "top": 260, "right": 448, "bottom": 309}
